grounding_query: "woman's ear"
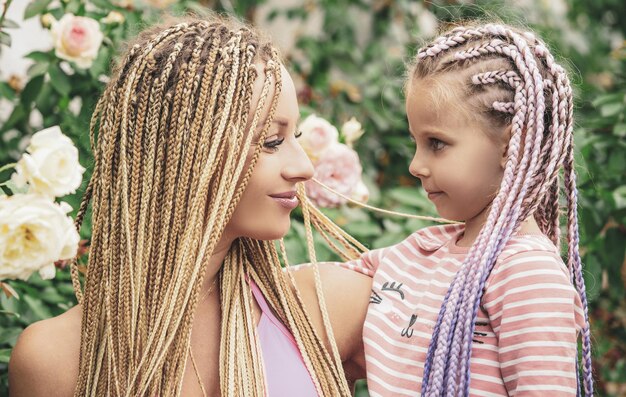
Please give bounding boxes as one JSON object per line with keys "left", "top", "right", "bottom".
{"left": 500, "top": 125, "right": 512, "bottom": 169}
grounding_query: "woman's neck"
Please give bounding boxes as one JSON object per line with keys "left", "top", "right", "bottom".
{"left": 201, "top": 236, "right": 234, "bottom": 294}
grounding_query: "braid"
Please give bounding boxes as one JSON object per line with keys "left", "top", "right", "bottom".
{"left": 72, "top": 14, "right": 357, "bottom": 396}
{"left": 411, "top": 22, "right": 593, "bottom": 396}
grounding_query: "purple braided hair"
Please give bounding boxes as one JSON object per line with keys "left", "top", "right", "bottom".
{"left": 410, "top": 23, "right": 594, "bottom": 396}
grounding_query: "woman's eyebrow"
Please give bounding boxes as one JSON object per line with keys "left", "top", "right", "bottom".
{"left": 273, "top": 118, "right": 289, "bottom": 127}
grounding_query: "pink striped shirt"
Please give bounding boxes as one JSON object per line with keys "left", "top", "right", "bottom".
{"left": 338, "top": 224, "right": 585, "bottom": 396}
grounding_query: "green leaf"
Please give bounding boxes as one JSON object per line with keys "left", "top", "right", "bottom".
{"left": 0, "top": 348, "right": 11, "bottom": 364}
{"left": 0, "top": 82, "right": 15, "bottom": 100}
{"left": 2, "top": 19, "right": 20, "bottom": 29}
{"left": 0, "top": 105, "right": 27, "bottom": 132}
{"left": 372, "top": 232, "right": 406, "bottom": 249}
{"left": 89, "top": 46, "right": 111, "bottom": 79}
{"left": 600, "top": 102, "right": 623, "bottom": 118}
{"left": 0, "top": 31, "right": 11, "bottom": 47}
{"left": 344, "top": 221, "right": 382, "bottom": 237}
{"left": 22, "top": 294, "right": 52, "bottom": 320}
{"left": 24, "top": 0, "right": 53, "bottom": 19}
{"left": 613, "top": 186, "right": 626, "bottom": 210}
{"left": 613, "top": 123, "right": 626, "bottom": 137}
{"left": 48, "top": 63, "right": 72, "bottom": 96}
{"left": 387, "top": 186, "right": 430, "bottom": 208}
{"left": 20, "top": 75, "right": 45, "bottom": 107}
{"left": 0, "top": 327, "right": 22, "bottom": 346}
{"left": 591, "top": 92, "right": 625, "bottom": 108}
{"left": 27, "top": 61, "right": 49, "bottom": 78}
{"left": 5, "top": 179, "right": 28, "bottom": 195}
{"left": 25, "top": 50, "right": 53, "bottom": 62}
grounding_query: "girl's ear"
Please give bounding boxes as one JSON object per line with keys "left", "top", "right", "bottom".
{"left": 500, "top": 125, "right": 512, "bottom": 169}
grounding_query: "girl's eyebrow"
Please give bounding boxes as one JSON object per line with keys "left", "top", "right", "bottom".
{"left": 413, "top": 127, "right": 449, "bottom": 138}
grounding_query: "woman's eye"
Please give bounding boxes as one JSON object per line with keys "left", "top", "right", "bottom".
{"left": 429, "top": 138, "right": 446, "bottom": 151}
{"left": 263, "top": 137, "right": 285, "bottom": 152}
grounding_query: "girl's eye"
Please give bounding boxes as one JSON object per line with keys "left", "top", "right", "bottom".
{"left": 295, "top": 130, "right": 303, "bottom": 139}
{"left": 263, "top": 137, "right": 285, "bottom": 152}
{"left": 429, "top": 138, "right": 446, "bottom": 151}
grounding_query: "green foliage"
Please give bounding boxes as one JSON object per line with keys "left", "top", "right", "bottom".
{"left": 0, "top": 0, "right": 624, "bottom": 395}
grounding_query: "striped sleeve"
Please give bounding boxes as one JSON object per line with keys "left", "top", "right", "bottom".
{"left": 329, "top": 245, "right": 392, "bottom": 277}
{"left": 483, "top": 250, "right": 584, "bottom": 396}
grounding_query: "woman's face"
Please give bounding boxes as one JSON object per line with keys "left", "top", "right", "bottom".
{"left": 223, "top": 65, "right": 314, "bottom": 241}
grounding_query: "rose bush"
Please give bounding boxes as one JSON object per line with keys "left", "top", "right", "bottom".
{"left": 0, "top": 194, "right": 79, "bottom": 281}
{"left": 297, "top": 114, "right": 339, "bottom": 162}
{"left": 305, "top": 142, "right": 363, "bottom": 208}
{"left": 11, "top": 126, "right": 85, "bottom": 197}
{"left": 0, "top": 126, "right": 83, "bottom": 284}
{"left": 51, "top": 14, "right": 103, "bottom": 69}
{"left": 341, "top": 117, "right": 363, "bottom": 147}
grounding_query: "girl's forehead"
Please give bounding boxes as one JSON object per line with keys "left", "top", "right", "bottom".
{"left": 407, "top": 77, "right": 468, "bottom": 119}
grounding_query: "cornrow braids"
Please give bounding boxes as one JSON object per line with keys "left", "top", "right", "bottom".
{"left": 409, "top": 23, "right": 593, "bottom": 396}
{"left": 71, "top": 14, "right": 354, "bottom": 396}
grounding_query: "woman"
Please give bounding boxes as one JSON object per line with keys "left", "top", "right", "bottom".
{"left": 9, "top": 14, "right": 371, "bottom": 396}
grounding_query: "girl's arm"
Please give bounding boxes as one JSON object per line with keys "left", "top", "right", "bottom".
{"left": 484, "top": 250, "right": 585, "bottom": 396}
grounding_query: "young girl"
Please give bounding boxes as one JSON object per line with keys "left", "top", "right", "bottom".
{"left": 336, "top": 22, "right": 593, "bottom": 396}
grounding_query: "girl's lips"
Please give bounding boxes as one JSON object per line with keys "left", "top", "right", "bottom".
{"left": 427, "top": 191, "right": 443, "bottom": 200}
{"left": 271, "top": 196, "right": 299, "bottom": 210}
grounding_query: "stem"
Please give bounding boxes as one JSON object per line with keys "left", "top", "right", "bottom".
{"left": 0, "top": 309, "right": 20, "bottom": 318}
{"left": 0, "top": 162, "right": 16, "bottom": 173}
{"left": 0, "top": 0, "right": 14, "bottom": 31}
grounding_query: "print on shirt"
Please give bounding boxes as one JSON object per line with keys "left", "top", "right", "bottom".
{"left": 381, "top": 281, "right": 405, "bottom": 300}
{"left": 401, "top": 314, "right": 418, "bottom": 338}
{"left": 472, "top": 321, "right": 488, "bottom": 344}
{"left": 369, "top": 289, "right": 382, "bottom": 304}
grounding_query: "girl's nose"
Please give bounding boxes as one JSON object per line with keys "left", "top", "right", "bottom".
{"left": 409, "top": 155, "right": 430, "bottom": 179}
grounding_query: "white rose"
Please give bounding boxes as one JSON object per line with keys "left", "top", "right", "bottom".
{"left": 0, "top": 194, "right": 79, "bottom": 281}
{"left": 40, "top": 13, "right": 56, "bottom": 29}
{"left": 298, "top": 114, "right": 339, "bottom": 162}
{"left": 102, "top": 11, "right": 125, "bottom": 25}
{"left": 12, "top": 126, "right": 86, "bottom": 198}
{"left": 341, "top": 117, "right": 364, "bottom": 147}
{"left": 51, "top": 14, "right": 103, "bottom": 69}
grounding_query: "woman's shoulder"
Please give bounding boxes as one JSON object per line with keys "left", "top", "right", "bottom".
{"left": 9, "top": 305, "right": 81, "bottom": 397}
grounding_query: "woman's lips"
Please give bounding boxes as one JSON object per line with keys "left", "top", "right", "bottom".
{"left": 269, "top": 192, "right": 299, "bottom": 210}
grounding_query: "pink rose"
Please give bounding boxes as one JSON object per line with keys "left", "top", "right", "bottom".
{"left": 298, "top": 114, "right": 339, "bottom": 162}
{"left": 350, "top": 180, "right": 370, "bottom": 203}
{"left": 51, "top": 14, "right": 103, "bottom": 69}
{"left": 305, "top": 143, "right": 362, "bottom": 208}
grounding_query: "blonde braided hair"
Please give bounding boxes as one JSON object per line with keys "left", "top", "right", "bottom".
{"left": 70, "top": 14, "right": 362, "bottom": 396}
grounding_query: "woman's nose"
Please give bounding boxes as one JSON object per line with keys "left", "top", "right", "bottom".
{"left": 282, "top": 141, "right": 315, "bottom": 182}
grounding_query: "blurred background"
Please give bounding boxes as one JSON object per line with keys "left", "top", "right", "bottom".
{"left": 0, "top": 0, "right": 624, "bottom": 395}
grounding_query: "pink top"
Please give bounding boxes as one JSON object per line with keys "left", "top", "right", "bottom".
{"left": 249, "top": 279, "right": 318, "bottom": 397}
{"left": 338, "top": 224, "right": 585, "bottom": 396}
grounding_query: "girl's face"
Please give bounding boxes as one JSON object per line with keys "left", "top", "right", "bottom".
{"left": 223, "top": 65, "right": 314, "bottom": 241}
{"left": 405, "top": 78, "right": 507, "bottom": 222}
